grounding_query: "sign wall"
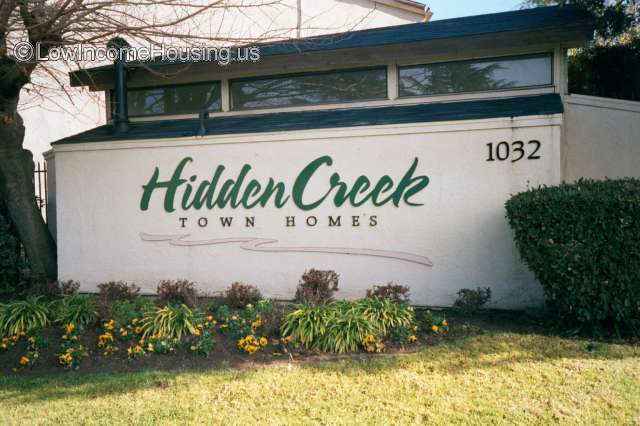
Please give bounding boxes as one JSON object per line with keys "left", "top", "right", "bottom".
{"left": 52, "top": 115, "right": 562, "bottom": 308}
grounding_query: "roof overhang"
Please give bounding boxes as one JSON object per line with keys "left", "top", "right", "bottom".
{"left": 53, "top": 94, "right": 563, "bottom": 146}
{"left": 69, "top": 6, "right": 594, "bottom": 91}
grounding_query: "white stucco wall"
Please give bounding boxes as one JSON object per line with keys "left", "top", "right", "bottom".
{"left": 52, "top": 114, "right": 561, "bottom": 308}
{"left": 562, "top": 94, "right": 640, "bottom": 181}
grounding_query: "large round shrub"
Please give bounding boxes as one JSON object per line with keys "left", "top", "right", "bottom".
{"left": 506, "top": 178, "right": 640, "bottom": 335}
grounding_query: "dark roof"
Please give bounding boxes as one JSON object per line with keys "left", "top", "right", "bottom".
{"left": 53, "top": 94, "right": 563, "bottom": 145}
{"left": 69, "top": 6, "right": 593, "bottom": 85}
{"left": 257, "top": 5, "right": 591, "bottom": 56}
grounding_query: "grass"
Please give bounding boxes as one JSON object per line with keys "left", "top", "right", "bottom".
{"left": 0, "top": 331, "right": 639, "bottom": 425}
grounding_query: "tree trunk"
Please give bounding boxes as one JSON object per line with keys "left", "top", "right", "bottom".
{"left": 0, "top": 105, "right": 57, "bottom": 282}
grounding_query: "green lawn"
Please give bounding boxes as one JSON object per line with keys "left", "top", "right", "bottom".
{"left": 1, "top": 331, "right": 639, "bottom": 425}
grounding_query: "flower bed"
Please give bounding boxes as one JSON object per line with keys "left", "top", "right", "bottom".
{"left": 0, "top": 271, "right": 472, "bottom": 374}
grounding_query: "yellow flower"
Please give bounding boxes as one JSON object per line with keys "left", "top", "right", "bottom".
{"left": 135, "top": 326, "right": 143, "bottom": 334}
{"left": 28, "top": 336, "right": 36, "bottom": 344}
{"left": 104, "top": 320, "right": 115, "bottom": 330}
{"left": 147, "top": 344, "right": 154, "bottom": 352}
{"left": 190, "top": 345, "right": 197, "bottom": 351}
{"left": 206, "top": 315, "right": 214, "bottom": 322}
{"left": 251, "top": 318, "right": 262, "bottom": 331}
{"left": 131, "top": 319, "right": 138, "bottom": 325}
{"left": 193, "top": 328, "right": 201, "bottom": 337}
{"left": 442, "top": 320, "right": 448, "bottom": 327}
{"left": 259, "top": 337, "right": 268, "bottom": 347}
{"left": 19, "top": 356, "right": 30, "bottom": 366}
{"left": 71, "top": 336, "right": 78, "bottom": 341}
{"left": 0, "top": 343, "right": 7, "bottom": 349}
{"left": 431, "top": 325, "right": 439, "bottom": 333}
{"left": 61, "top": 335, "right": 68, "bottom": 340}
{"left": 408, "top": 335, "right": 417, "bottom": 343}
{"left": 65, "top": 323, "right": 75, "bottom": 334}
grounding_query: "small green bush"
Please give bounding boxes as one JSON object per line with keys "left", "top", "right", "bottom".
{"left": 0, "top": 213, "right": 27, "bottom": 298}
{"left": 506, "top": 178, "right": 640, "bottom": 335}
{"left": 156, "top": 280, "right": 198, "bottom": 307}
{"left": 452, "top": 288, "right": 491, "bottom": 316}
{"left": 294, "top": 269, "right": 339, "bottom": 306}
{"left": 365, "top": 283, "right": 410, "bottom": 303}
{"left": 113, "top": 296, "right": 154, "bottom": 326}
{"left": 54, "top": 293, "right": 97, "bottom": 327}
{"left": 218, "top": 282, "right": 262, "bottom": 308}
{"left": 142, "top": 304, "right": 201, "bottom": 340}
{"left": 0, "top": 297, "right": 50, "bottom": 336}
{"left": 97, "top": 281, "right": 140, "bottom": 318}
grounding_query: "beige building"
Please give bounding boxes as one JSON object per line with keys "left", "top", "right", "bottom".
{"left": 45, "top": 5, "right": 640, "bottom": 308}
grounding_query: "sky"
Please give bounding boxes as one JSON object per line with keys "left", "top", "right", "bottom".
{"left": 426, "top": 0, "right": 525, "bottom": 21}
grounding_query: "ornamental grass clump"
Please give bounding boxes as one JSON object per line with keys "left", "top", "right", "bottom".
{"left": 0, "top": 297, "right": 50, "bottom": 336}
{"left": 281, "top": 298, "right": 416, "bottom": 353}
{"left": 142, "top": 304, "right": 200, "bottom": 340}
{"left": 54, "top": 293, "right": 97, "bottom": 327}
{"left": 506, "top": 178, "right": 640, "bottom": 335}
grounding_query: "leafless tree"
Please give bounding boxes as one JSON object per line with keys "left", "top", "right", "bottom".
{"left": 0, "top": 0, "right": 351, "bottom": 281}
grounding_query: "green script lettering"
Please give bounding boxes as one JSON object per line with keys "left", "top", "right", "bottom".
{"left": 140, "top": 155, "right": 430, "bottom": 212}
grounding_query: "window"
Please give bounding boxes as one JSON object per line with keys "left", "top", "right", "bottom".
{"left": 117, "top": 82, "right": 222, "bottom": 117}
{"left": 398, "top": 54, "right": 553, "bottom": 97}
{"left": 230, "top": 67, "right": 387, "bottom": 110}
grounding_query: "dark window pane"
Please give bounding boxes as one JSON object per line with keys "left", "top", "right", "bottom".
{"left": 126, "top": 82, "right": 221, "bottom": 116}
{"left": 230, "top": 68, "right": 387, "bottom": 110}
{"left": 399, "top": 54, "right": 553, "bottom": 97}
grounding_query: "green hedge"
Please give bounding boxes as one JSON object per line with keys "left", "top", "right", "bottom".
{"left": 505, "top": 179, "right": 640, "bottom": 335}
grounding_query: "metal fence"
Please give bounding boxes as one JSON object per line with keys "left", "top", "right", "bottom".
{"left": 34, "top": 161, "right": 48, "bottom": 223}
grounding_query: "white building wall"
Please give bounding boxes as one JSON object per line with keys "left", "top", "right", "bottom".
{"left": 52, "top": 114, "right": 561, "bottom": 308}
{"left": 562, "top": 94, "right": 640, "bottom": 181}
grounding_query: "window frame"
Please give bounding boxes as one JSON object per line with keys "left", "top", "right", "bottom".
{"left": 111, "top": 80, "right": 223, "bottom": 118}
{"left": 229, "top": 66, "right": 389, "bottom": 111}
{"left": 397, "top": 53, "right": 555, "bottom": 99}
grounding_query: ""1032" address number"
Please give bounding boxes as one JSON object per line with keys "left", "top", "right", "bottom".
{"left": 486, "top": 140, "right": 541, "bottom": 162}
